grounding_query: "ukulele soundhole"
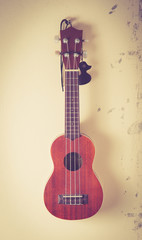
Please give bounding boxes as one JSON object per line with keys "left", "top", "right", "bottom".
{"left": 64, "top": 152, "right": 82, "bottom": 171}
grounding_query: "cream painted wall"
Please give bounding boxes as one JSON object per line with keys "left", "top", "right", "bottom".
{"left": 0, "top": 0, "right": 142, "bottom": 239}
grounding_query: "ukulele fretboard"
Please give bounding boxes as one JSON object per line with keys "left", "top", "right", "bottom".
{"left": 65, "top": 70, "right": 80, "bottom": 140}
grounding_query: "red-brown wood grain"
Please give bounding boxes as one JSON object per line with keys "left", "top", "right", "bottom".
{"left": 44, "top": 134, "right": 103, "bottom": 220}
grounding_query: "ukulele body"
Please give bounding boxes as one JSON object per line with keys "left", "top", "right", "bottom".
{"left": 44, "top": 134, "right": 103, "bottom": 220}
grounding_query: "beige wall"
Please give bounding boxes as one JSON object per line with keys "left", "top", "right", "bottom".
{"left": 0, "top": 0, "right": 142, "bottom": 239}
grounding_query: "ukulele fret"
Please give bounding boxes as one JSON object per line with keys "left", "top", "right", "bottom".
{"left": 66, "top": 119, "right": 79, "bottom": 121}
{"left": 65, "top": 83, "right": 78, "bottom": 86}
{"left": 66, "top": 127, "right": 79, "bottom": 132}
{"left": 65, "top": 115, "right": 79, "bottom": 117}
{"left": 65, "top": 69, "right": 80, "bottom": 140}
{"left": 66, "top": 106, "right": 79, "bottom": 109}
{"left": 65, "top": 123, "right": 79, "bottom": 126}
{"left": 65, "top": 96, "right": 79, "bottom": 98}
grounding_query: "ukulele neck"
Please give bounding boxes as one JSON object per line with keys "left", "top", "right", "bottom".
{"left": 65, "top": 70, "right": 80, "bottom": 140}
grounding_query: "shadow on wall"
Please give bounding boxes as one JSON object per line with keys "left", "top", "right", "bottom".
{"left": 81, "top": 117, "right": 121, "bottom": 213}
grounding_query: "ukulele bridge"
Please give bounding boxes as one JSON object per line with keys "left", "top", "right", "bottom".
{"left": 58, "top": 194, "right": 88, "bottom": 205}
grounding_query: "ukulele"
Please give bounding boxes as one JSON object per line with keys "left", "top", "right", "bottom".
{"left": 44, "top": 20, "right": 103, "bottom": 220}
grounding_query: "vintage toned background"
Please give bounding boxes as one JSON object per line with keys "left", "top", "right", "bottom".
{"left": 0, "top": 0, "right": 142, "bottom": 239}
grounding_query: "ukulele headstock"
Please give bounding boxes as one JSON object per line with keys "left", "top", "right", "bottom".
{"left": 60, "top": 26, "right": 83, "bottom": 69}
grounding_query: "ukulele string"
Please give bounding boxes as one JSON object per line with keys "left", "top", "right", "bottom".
{"left": 65, "top": 59, "right": 67, "bottom": 203}
{"left": 69, "top": 58, "right": 72, "bottom": 205}
{"left": 66, "top": 41, "right": 72, "bottom": 204}
{"left": 77, "top": 70, "right": 80, "bottom": 203}
{"left": 78, "top": 71, "right": 81, "bottom": 205}
{"left": 76, "top": 56, "right": 81, "bottom": 205}
{"left": 73, "top": 47, "right": 77, "bottom": 204}
{"left": 67, "top": 58, "right": 72, "bottom": 203}
{"left": 65, "top": 69, "right": 67, "bottom": 204}
{"left": 65, "top": 58, "right": 69, "bottom": 204}
{"left": 65, "top": 46, "right": 71, "bottom": 204}
{"left": 61, "top": 20, "right": 72, "bottom": 204}
{"left": 74, "top": 45, "right": 81, "bottom": 205}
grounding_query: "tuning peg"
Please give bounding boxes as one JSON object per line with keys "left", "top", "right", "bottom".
{"left": 63, "top": 38, "right": 68, "bottom": 43}
{"left": 74, "top": 53, "right": 79, "bottom": 57}
{"left": 54, "top": 35, "right": 60, "bottom": 42}
{"left": 83, "top": 39, "right": 89, "bottom": 43}
{"left": 75, "top": 38, "right": 80, "bottom": 44}
{"left": 55, "top": 50, "right": 61, "bottom": 55}
{"left": 83, "top": 50, "right": 87, "bottom": 58}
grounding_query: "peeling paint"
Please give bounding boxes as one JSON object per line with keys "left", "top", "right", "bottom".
{"left": 123, "top": 190, "right": 127, "bottom": 195}
{"left": 128, "top": 50, "right": 138, "bottom": 55}
{"left": 126, "top": 213, "right": 136, "bottom": 217}
{"left": 127, "top": 50, "right": 142, "bottom": 61}
{"left": 132, "top": 23, "right": 139, "bottom": 41}
{"left": 133, "top": 23, "right": 139, "bottom": 30}
{"left": 136, "top": 101, "right": 140, "bottom": 108}
{"left": 107, "top": 108, "right": 115, "bottom": 113}
{"left": 127, "top": 121, "right": 142, "bottom": 134}
{"left": 135, "top": 192, "right": 139, "bottom": 197}
{"left": 109, "top": 4, "right": 118, "bottom": 14}
{"left": 137, "top": 222, "right": 142, "bottom": 228}
{"left": 120, "top": 52, "right": 125, "bottom": 56}
{"left": 124, "top": 211, "right": 142, "bottom": 233}
{"left": 112, "top": 4, "right": 118, "bottom": 10}
{"left": 111, "top": 49, "right": 142, "bottom": 70}
{"left": 137, "top": 91, "right": 142, "bottom": 100}
{"left": 133, "top": 220, "right": 142, "bottom": 231}
{"left": 138, "top": 213, "right": 142, "bottom": 218}
{"left": 118, "top": 58, "right": 122, "bottom": 63}
{"left": 139, "top": 0, "right": 142, "bottom": 21}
